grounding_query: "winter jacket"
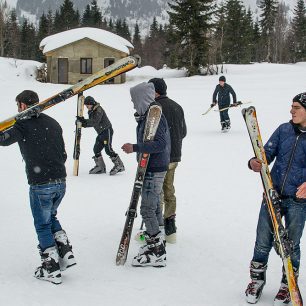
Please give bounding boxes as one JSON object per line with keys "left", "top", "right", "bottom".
{"left": 213, "top": 83, "right": 237, "bottom": 106}
{"left": 84, "top": 103, "right": 111, "bottom": 134}
{"left": 156, "top": 95, "right": 187, "bottom": 162}
{"left": 264, "top": 121, "right": 306, "bottom": 197}
{"left": 133, "top": 110, "right": 171, "bottom": 172}
{"left": 0, "top": 113, "right": 67, "bottom": 185}
{"left": 130, "top": 82, "right": 170, "bottom": 172}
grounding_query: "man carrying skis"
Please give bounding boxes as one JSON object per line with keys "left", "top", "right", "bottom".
{"left": 121, "top": 82, "right": 170, "bottom": 267}
{"left": 245, "top": 92, "right": 306, "bottom": 305}
{"left": 77, "top": 96, "right": 125, "bottom": 175}
{"left": 148, "top": 78, "right": 187, "bottom": 243}
{"left": 211, "top": 75, "right": 238, "bottom": 132}
{"left": 0, "top": 90, "right": 76, "bottom": 284}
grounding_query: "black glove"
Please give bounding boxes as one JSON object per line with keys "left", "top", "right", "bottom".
{"left": 210, "top": 102, "right": 217, "bottom": 108}
{"left": 76, "top": 116, "right": 87, "bottom": 127}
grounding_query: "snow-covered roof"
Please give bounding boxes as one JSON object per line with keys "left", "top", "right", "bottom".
{"left": 40, "top": 27, "right": 133, "bottom": 54}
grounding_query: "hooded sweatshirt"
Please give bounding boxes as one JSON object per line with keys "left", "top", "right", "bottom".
{"left": 130, "top": 82, "right": 155, "bottom": 116}
{"left": 129, "top": 82, "right": 171, "bottom": 172}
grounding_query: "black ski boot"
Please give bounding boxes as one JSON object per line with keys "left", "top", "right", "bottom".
{"left": 34, "top": 246, "right": 62, "bottom": 284}
{"left": 132, "top": 231, "right": 166, "bottom": 267}
{"left": 221, "top": 121, "right": 226, "bottom": 132}
{"left": 89, "top": 155, "right": 106, "bottom": 174}
{"left": 110, "top": 155, "right": 125, "bottom": 175}
{"left": 164, "top": 214, "right": 177, "bottom": 243}
{"left": 225, "top": 120, "right": 231, "bottom": 131}
{"left": 274, "top": 267, "right": 298, "bottom": 305}
{"left": 54, "top": 230, "right": 76, "bottom": 271}
{"left": 245, "top": 261, "right": 267, "bottom": 304}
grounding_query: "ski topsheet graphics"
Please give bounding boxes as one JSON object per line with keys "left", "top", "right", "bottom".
{"left": 0, "top": 55, "right": 140, "bottom": 132}
{"left": 73, "top": 92, "right": 85, "bottom": 176}
{"left": 242, "top": 106, "right": 303, "bottom": 306}
{"left": 116, "top": 104, "right": 162, "bottom": 266}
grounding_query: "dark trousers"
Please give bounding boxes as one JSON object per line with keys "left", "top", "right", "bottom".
{"left": 218, "top": 103, "right": 230, "bottom": 123}
{"left": 94, "top": 127, "right": 117, "bottom": 158}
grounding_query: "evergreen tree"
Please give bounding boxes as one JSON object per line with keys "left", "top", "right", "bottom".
{"left": 168, "top": 0, "right": 215, "bottom": 75}
{"left": 291, "top": 0, "right": 306, "bottom": 62}
{"left": 121, "top": 19, "right": 131, "bottom": 41}
{"left": 82, "top": 1, "right": 102, "bottom": 27}
{"left": 53, "top": 0, "right": 79, "bottom": 33}
{"left": 213, "top": 1, "right": 226, "bottom": 64}
{"left": 259, "top": 0, "right": 278, "bottom": 62}
{"left": 20, "top": 18, "right": 36, "bottom": 60}
{"left": 252, "top": 21, "right": 262, "bottom": 62}
{"left": 132, "top": 22, "right": 143, "bottom": 57}
{"left": 5, "top": 8, "right": 19, "bottom": 58}
{"left": 222, "top": 0, "right": 247, "bottom": 63}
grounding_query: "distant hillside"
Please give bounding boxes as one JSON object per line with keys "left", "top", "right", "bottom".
{"left": 4, "top": 0, "right": 297, "bottom": 36}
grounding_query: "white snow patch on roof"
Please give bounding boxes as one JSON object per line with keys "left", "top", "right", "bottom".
{"left": 40, "top": 27, "right": 133, "bottom": 54}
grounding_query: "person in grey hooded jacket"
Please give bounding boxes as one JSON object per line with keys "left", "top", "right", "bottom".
{"left": 122, "top": 82, "right": 170, "bottom": 267}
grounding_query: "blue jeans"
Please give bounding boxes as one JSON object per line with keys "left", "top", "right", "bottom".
{"left": 140, "top": 171, "right": 166, "bottom": 236}
{"left": 29, "top": 182, "right": 66, "bottom": 250}
{"left": 252, "top": 198, "right": 306, "bottom": 269}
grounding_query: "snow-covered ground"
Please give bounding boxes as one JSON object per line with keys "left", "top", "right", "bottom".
{"left": 0, "top": 57, "right": 305, "bottom": 306}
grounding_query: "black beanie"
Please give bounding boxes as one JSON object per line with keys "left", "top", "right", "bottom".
{"left": 148, "top": 78, "right": 167, "bottom": 95}
{"left": 15, "top": 90, "right": 39, "bottom": 106}
{"left": 84, "top": 96, "right": 96, "bottom": 105}
{"left": 293, "top": 93, "right": 306, "bottom": 108}
{"left": 219, "top": 75, "right": 226, "bottom": 82}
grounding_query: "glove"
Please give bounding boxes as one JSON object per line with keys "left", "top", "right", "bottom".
{"left": 232, "top": 101, "right": 242, "bottom": 107}
{"left": 210, "top": 102, "right": 217, "bottom": 108}
{"left": 76, "top": 116, "right": 86, "bottom": 127}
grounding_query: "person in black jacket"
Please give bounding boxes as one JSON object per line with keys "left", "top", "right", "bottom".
{"left": 77, "top": 96, "right": 124, "bottom": 175}
{"left": 149, "top": 78, "right": 187, "bottom": 244}
{"left": 122, "top": 82, "right": 170, "bottom": 267}
{"left": 211, "top": 75, "right": 238, "bottom": 132}
{"left": 0, "top": 90, "right": 75, "bottom": 285}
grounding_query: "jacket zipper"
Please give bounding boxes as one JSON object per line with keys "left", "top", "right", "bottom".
{"left": 280, "top": 134, "right": 300, "bottom": 195}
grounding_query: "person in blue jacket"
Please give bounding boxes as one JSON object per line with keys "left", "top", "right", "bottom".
{"left": 211, "top": 75, "right": 238, "bottom": 132}
{"left": 121, "top": 82, "right": 170, "bottom": 267}
{"left": 245, "top": 92, "right": 306, "bottom": 305}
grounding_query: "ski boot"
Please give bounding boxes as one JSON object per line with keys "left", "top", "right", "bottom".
{"left": 110, "top": 155, "right": 125, "bottom": 175}
{"left": 221, "top": 121, "right": 227, "bottom": 133}
{"left": 225, "top": 120, "right": 231, "bottom": 131}
{"left": 34, "top": 246, "right": 62, "bottom": 284}
{"left": 132, "top": 231, "right": 166, "bottom": 267}
{"left": 164, "top": 215, "right": 176, "bottom": 244}
{"left": 274, "top": 267, "right": 298, "bottom": 305}
{"left": 54, "top": 230, "right": 76, "bottom": 271}
{"left": 135, "top": 229, "right": 166, "bottom": 255}
{"left": 89, "top": 155, "right": 106, "bottom": 174}
{"left": 245, "top": 261, "right": 267, "bottom": 304}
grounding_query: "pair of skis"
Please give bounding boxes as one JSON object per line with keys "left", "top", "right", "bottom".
{"left": 242, "top": 106, "right": 303, "bottom": 306}
{"left": 202, "top": 101, "right": 250, "bottom": 115}
{"left": 116, "top": 104, "right": 162, "bottom": 266}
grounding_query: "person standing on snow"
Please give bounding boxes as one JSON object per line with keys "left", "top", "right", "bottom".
{"left": 245, "top": 92, "right": 306, "bottom": 305}
{"left": 148, "top": 78, "right": 187, "bottom": 244}
{"left": 211, "top": 75, "right": 238, "bottom": 132}
{"left": 121, "top": 82, "right": 170, "bottom": 267}
{"left": 77, "top": 96, "right": 125, "bottom": 175}
{"left": 0, "top": 90, "right": 76, "bottom": 285}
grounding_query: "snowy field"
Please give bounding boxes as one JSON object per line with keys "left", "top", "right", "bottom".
{"left": 0, "top": 57, "right": 305, "bottom": 306}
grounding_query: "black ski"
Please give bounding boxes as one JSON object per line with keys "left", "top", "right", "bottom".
{"left": 0, "top": 55, "right": 140, "bottom": 132}
{"left": 116, "top": 104, "right": 162, "bottom": 266}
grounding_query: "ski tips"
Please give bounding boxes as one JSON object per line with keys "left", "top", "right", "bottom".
{"left": 242, "top": 106, "right": 256, "bottom": 117}
{"left": 133, "top": 54, "right": 141, "bottom": 67}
